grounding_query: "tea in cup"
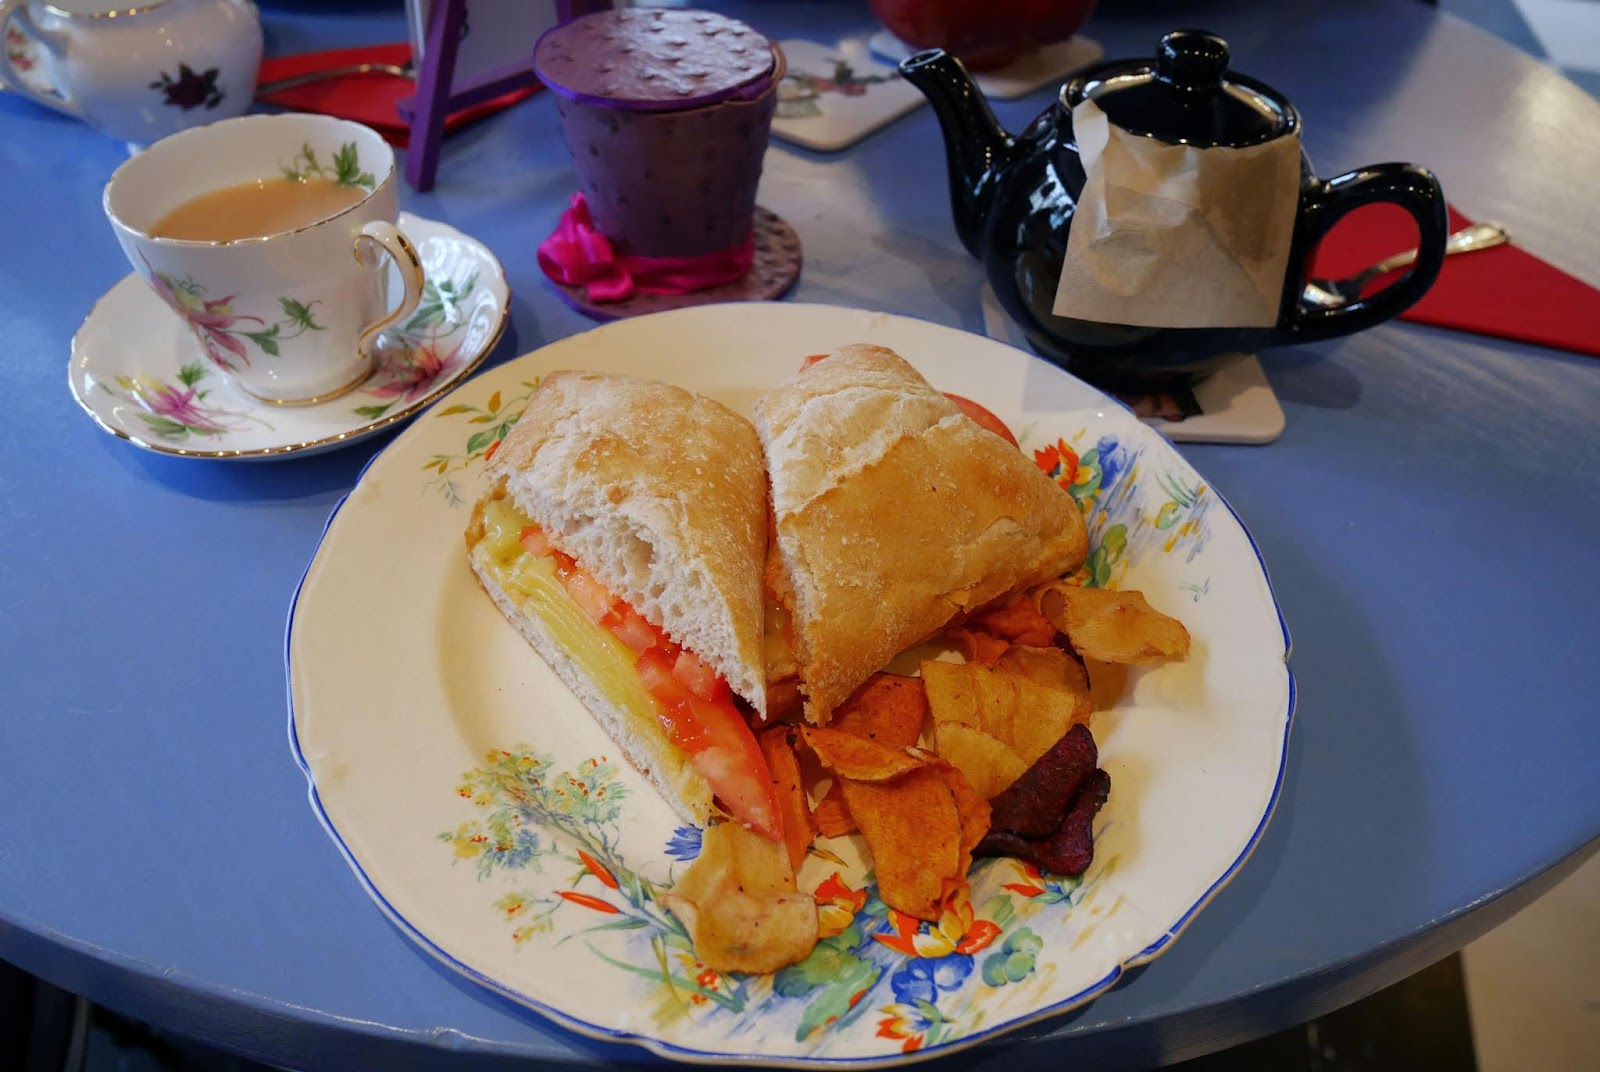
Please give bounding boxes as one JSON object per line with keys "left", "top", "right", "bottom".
{"left": 104, "top": 114, "right": 424, "bottom": 404}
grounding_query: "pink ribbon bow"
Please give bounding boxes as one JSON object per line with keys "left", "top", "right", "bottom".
{"left": 536, "top": 193, "right": 755, "bottom": 303}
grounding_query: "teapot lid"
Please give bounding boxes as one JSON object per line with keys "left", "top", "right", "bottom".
{"left": 1062, "top": 29, "right": 1297, "bottom": 148}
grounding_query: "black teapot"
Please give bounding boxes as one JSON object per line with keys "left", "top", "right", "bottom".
{"left": 899, "top": 30, "right": 1449, "bottom": 389}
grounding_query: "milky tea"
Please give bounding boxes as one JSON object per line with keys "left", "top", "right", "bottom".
{"left": 150, "top": 176, "right": 366, "bottom": 242}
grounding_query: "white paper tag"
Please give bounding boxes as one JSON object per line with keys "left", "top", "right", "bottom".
{"left": 1053, "top": 99, "right": 1302, "bottom": 328}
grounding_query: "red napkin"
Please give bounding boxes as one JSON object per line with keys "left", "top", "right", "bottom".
{"left": 256, "top": 44, "right": 540, "bottom": 148}
{"left": 1310, "top": 204, "right": 1600, "bottom": 357}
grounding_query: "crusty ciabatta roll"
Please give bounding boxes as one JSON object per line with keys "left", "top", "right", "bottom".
{"left": 754, "top": 344, "right": 1089, "bottom": 724}
{"left": 464, "top": 370, "right": 771, "bottom": 828}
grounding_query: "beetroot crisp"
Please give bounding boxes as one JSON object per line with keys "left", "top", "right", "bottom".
{"left": 987, "top": 722, "right": 1099, "bottom": 837}
{"left": 975, "top": 723, "right": 1111, "bottom": 877}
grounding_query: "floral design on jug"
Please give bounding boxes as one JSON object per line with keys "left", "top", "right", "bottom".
{"left": 6, "top": 26, "right": 35, "bottom": 71}
{"left": 150, "top": 63, "right": 224, "bottom": 110}
{"left": 439, "top": 745, "right": 1116, "bottom": 1056}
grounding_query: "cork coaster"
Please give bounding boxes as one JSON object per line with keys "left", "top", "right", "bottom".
{"left": 550, "top": 207, "right": 803, "bottom": 321}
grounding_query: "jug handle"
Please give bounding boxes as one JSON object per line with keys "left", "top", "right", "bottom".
{"left": 1281, "top": 163, "right": 1447, "bottom": 344}
{"left": 0, "top": 0, "right": 85, "bottom": 119}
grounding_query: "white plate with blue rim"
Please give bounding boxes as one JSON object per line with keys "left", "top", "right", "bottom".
{"left": 69, "top": 212, "right": 507, "bottom": 460}
{"left": 287, "top": 302, "right": 1294, "bottom": 1066}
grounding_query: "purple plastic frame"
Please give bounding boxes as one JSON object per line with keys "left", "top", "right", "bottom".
{"left": 402, "top": 0, "right": 613, "bottom": 192}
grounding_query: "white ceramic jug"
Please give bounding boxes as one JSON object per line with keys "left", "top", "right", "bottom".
{"left": 0, "top": 0, "right": 262, "bottom": 146}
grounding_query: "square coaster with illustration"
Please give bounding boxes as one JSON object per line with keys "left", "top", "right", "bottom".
{"left": 980, "top": 284, "right": 1286, "bottom": 444}
{"left": 771, "top": 39, "right": 927, "bottom": 152}
{"left": 868, "top": 33, "right": 1104, "bottom": 100}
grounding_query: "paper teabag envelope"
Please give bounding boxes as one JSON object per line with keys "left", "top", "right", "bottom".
{"left": 1053, "top": 99, "right": 1302, "bottom": 328}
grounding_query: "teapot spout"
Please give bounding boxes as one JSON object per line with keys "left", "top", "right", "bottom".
{"left": 898, "top": 49, "right": 1018, "bottom": 259}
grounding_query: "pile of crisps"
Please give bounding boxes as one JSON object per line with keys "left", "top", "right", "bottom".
{"left": 663, "top": 578, "right": 1191, "bottom": 974}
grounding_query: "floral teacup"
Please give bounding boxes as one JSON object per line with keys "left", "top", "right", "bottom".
{"left": 103, "top": 114, "right": 424, "bottom": 405}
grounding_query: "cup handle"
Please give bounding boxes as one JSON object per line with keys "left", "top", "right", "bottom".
{"left": 0, "top": 0, "right": 86, "bottom": 119}
{"left": 1281, "top": 163, "right": 1448, "bottom": 345}
{"left": 353, "top": 220, "right": 426, "bottom": 356}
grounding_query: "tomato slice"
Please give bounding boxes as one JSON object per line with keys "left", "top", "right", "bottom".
{"left": 519, "top": 525, "right": 554, "bottom": 557}
{"left": 637, "top": 648, "right": 688, "bottom": 701}
{"left": 674, "top": 694, "right": 782, "bottom": 840}
{"left": 944, "top": 392, "right": 1019, "bottom": 448}
{"left": 672, "top": 649, "right": 727, "bottom": 702}
{"left": 563, "top": 565, "right": 616, "bottom": 623}
{"left": 520, "top": 523, "right": 575, "bottom": 574}
{"left": 801, "top": 353, "right": 830, "bottom": 370}
{"left": 635, "top": 649, "right": 782, "bottom": 841}
{"left": 519, "top": 531, "right": 782, "bottom": 841}
{"left": 607, "top": 603, "right": 661, "bottom": 654}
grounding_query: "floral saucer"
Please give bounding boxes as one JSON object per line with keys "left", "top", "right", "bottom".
{"left": 69, "top": 212, "right": 508, "bottom": 461}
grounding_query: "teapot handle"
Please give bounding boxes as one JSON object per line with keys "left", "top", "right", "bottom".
{"left": 0, "top": 0, "right": 85, "bottom": 119}
{"left": 1281, "top": 163, "right": 1447, "bottom": 344}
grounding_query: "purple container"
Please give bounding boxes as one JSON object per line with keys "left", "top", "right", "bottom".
{"left": 534, "top": 9, "right": 785, "bottom": 259}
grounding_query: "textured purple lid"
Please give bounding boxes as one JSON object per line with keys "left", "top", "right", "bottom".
{"left": 533, "top": 8, "right": 777, "bottom": 112}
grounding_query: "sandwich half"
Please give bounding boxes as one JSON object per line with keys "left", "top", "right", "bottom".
{"left": 755, "top": 344, "right": 1089, "bottom": 724}
{"left": 465, "top": 370, "right": 778, "bottom": 836}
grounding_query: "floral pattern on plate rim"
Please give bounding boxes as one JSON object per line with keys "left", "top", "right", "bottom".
{"left": 439, "top": 745, "right": 1103, "bottom": 1055}
{"left": 428, "top": 404, "right": 1219, "bottom": 1056}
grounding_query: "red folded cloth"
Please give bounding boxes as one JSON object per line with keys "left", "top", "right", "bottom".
{"left": 537, "top": 194, "right": 755, "bottom": 302}
{"left": 1310, "top": 204, "right": 1600, "bottom": 357}
{"left": 256, "top": 44, "right": 540, "bottom": 148}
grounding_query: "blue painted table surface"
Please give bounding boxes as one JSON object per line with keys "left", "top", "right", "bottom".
{"left": 2, "top": 1, "right": 1597, "bottom": 1068}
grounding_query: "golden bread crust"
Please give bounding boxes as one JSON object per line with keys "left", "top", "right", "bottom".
{"left": 754, "top": 345, "right": 1088, "bottom": 723}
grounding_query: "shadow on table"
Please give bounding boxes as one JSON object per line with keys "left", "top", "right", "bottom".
{"left": 102, "top": 435, "right": 384, "bottom": 503}
{"left": 1260, "top": 344, "right": 1365, "bottom": 410}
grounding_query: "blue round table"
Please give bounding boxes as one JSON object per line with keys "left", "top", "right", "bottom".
{"left": 3, "top": 1, "right": 1597, "bottom": 1068}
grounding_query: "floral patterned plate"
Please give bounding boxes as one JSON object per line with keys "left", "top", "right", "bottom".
{"left": 287, "top": 304, "right": 1294, "bottom": 1066}
{"left": 68, "top": 212, "right": 507, "bottom": 460}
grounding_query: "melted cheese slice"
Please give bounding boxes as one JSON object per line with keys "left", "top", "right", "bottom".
{"left": 477, "top": 495, "right": 672, "bottom": 751}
